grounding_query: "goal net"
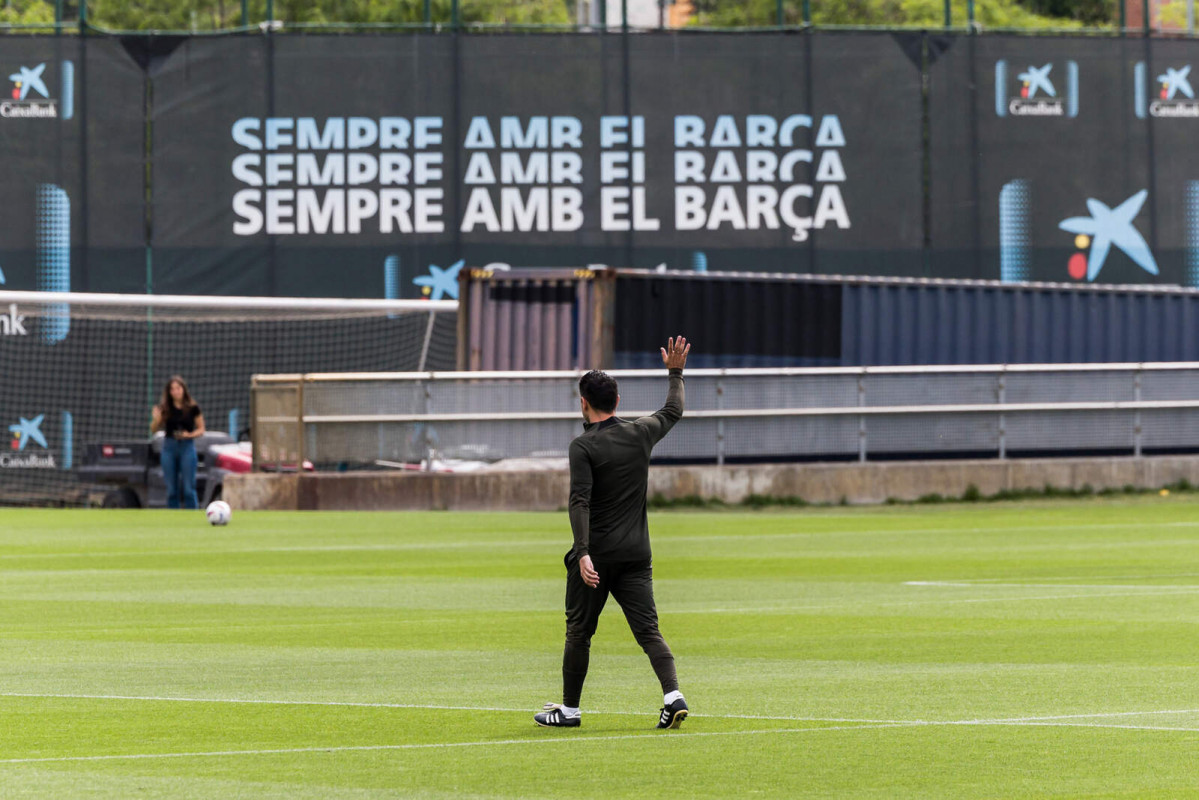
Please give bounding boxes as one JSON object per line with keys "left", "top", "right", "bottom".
{"left": 0, "top": 291, "right": 457, "bottom": 506}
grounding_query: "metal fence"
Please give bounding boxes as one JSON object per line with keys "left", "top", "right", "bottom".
{"left": 250, "top": 363, "right": 1199, "bottom": 470}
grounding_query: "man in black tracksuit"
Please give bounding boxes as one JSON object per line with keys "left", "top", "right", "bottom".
{"left": 535, "top": 336, "right": 690, "bottom": 730}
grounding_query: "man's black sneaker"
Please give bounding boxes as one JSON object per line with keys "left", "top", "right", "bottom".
{"left": 534, "top": 703, "right": 581, "bottom": 728}
{"left": 657, "top": 698, "right": 689, "bottom": 729}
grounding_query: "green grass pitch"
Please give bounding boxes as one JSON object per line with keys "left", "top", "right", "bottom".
{"left": 5, "top": 500, "right": 1199, "bottom": 797}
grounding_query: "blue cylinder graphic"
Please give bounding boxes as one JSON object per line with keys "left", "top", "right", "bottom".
{"left": 384, "top": 254, "right": 400, "bottom": 318}
{"left": 228, "top": 409, "right": 239, "bottom": 439}
{"left": 61, "top": 411, "right": 73, "bottom": 470}
{"left": 1188, "top": 182, "right": 1199, "bottom": 288}
{"left": 998, "top": 180, "right": 1030, "bottom": 283}
{"left": 994, "top": 60, "right": 1008, "bottom": 117}
{"left": 60, "top": 60, "right": 74, "bottom": 121}
{"left": 691, "top": 251, "right": 708, "bottom": 273}
{"left": 36, "top": 183, "right": 70, "bottom": 344}
{"left": 384, "top": 254, "right": 400, "bottom": 299}
{"left": 1134, "top": 62, "right": 1148, "bottom": 119}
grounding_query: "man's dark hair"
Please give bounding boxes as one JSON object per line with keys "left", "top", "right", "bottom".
{"left": 579, "top": 370, "right": 619, "bottom": 414}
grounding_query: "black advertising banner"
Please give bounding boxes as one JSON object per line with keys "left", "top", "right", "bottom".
{"left": 147, "top": 31, "right": 1199, "bottom": 298}
{"left": 626, "top": 34, "right": 828, "bottom": 274}
{"left": 926, "top": 35, "right": 975, "bottom": 277}
{"left": 269, "top": 35, "right": 458, "bottom": 298}
{"left": 454, "top": 34, "right": 625, "bottom": 273}
{"left": 0, "top": 38, "right": 81, "bottom": 297}
{"left": 151, "top": 32, "right": 925, "bottom": 298}
{"left": 806, "top": 33, "right": 924, "bottom": 276}
{"left": 0, "top": 38, "right": 144, "bottom": 296}
{"left": 154, "top": 35, "right": 465, "bottom": 298}
{"left": 1143, "top": 38, "right": 1199, "bottom": 289}
{"left": 0, "top": 36, "right": 81, "bottom": 495}
{"left": 85, "top": 39, "right": 150, "bottom": 293}
{"left": 454, "top": 33, "right": 924, "bottom": 278}
{"left": 929, "top": 36, "right": 1179, "bottom": 286}
{"left": 0, "top": 38, "right": 145, "bottom": 499}
{"left": 152, "top": 37, "right": 272, "bottom": 295}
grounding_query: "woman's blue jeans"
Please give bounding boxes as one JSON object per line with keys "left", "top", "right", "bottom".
{"left": 161, "top": 437, "right": 198, "bottom": 510}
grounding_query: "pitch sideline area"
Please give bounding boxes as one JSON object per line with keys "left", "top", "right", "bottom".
{"left": 3, "top": 504, "right": 1199, "bottom": 797}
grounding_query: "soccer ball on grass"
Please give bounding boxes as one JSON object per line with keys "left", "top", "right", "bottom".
{"left": 205, "top": 500, "right": 232, "bottom": 526}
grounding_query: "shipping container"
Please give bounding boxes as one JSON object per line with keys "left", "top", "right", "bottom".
{"left": 457, "top": 268, "right": 1199, "bottom": 369}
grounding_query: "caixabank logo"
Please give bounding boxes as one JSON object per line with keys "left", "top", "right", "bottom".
{"left": 1134, "top": 63, "right": 1198, "bottom": 118}
{"left": 999, "top": 181, "right": 1159, "bottom": 283}
{"left": 1058, "top": 190, "right": 1158, "bottom": 281}
{"left": 2, "top": 413, "right": 55, "bottom": 469}
{"left": 1, "top": 60, "right": 73, "bottom": 120}
{"left": 995, "top": 61, "right": 1079, "bottom": 118}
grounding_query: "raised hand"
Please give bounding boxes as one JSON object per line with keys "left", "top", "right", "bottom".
{"left": 660, "top": 336, "right": 690, "bottom": 371}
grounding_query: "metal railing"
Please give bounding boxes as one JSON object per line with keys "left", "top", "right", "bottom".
{"left": 250, "top": 362, "right": 1199, "bottom": 470}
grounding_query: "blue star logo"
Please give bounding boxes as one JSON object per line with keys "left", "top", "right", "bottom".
{"left": 413, "top": 260, "right": 464, "bottom": 301}
{"left": 1018, "top": 64, "right": 1056, "bottom": 98}
{"left": 1059, "top": 190, "right": 1158, "bottom": 282}
{"left": 1159, "top": 66, "right": 1194, "bottom": 100}
{"left": 8, "top": 63, "right": 48, "bottom": 101}
{"left": 9, "top": 415, "right": 47, "bottom": 451}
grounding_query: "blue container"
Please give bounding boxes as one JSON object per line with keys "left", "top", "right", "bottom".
{"left": 460, "top": 268, "right": 1199, "bottom": 369}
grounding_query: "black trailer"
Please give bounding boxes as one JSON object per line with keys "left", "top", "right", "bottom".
{"left": 77, "top": 432, "right": 236, "bottom": 508}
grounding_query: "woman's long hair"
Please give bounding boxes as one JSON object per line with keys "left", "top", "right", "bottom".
{"left": 157, "top": 375, "right": 196, "bottom": 421}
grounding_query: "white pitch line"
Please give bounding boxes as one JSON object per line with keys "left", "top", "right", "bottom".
{"left": 826, "top": 708, "right": 1199, "bottom": 728}
{"left": 901, "top": 585, "right": 1199, "bottom": 592}
{"left": 649, "top": 587, "right": 1199, "bottom": 617}
{"left": 675, "top": 587, "right": 1199, "bottom": 614}
{"left": 0, "top": 723, "right": 917, "bottom": 766}
{"left": 924, "top": 588, "right": 1199, "bottom": 605}
{"left": 966, "top": 572, "right": 1199, "bottom": 583}
{"left": 9, "top": 692, "right": 1199, "bottom": 728}
{"left": 984, "top": 721, "right": 1199, "bottom": 733}
{"left": 3, "top": 700, "right": 1199, "bottom": 767}
{"left": 956, "top": 708, "right": 1199, "bottom": 724}
{"left": 800, "top": 588, "right": 1199, "bottom": 612}
{"left": 7, "top": 713, "right": 1199, "bottom": 766}
{"left": 0, "top": 692, "right": 906, "bottom": 725}
{"left": 889, "top": 587, "right": 1199, "bottom": 607}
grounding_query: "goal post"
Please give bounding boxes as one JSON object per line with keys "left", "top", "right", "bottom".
{"left": 0, "top": 290, "right": 457, "bottom": 505}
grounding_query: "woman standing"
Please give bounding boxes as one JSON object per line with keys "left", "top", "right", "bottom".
{"left": 151, "top": 375, "right": 206, "bottom": 510}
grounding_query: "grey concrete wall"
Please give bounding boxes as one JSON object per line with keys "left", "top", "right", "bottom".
{"left": 227, "top": 471, "right": 570, "bottom": 512}
{"left": 226, "top": 455, "right": 1199, "bottom": 511}
{"left": 649, "top": 457, "right": 1199, "bottom": 505}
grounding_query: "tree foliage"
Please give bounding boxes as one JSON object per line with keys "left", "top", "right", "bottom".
{"left": 0, "top": 0, "right": 57, "bottom": 25}
{"left": 81, "top": 0, "right": 571, "bottom": 30}
{"left": 690, "top": 0, "right": 1096, "bottom": 28}
{"left": 8, "top": 0, "right": 1101, "bottom": 29}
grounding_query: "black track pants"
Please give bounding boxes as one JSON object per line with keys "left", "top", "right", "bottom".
{"left": 561, "top": 553, "right": 678, "bottom": 708}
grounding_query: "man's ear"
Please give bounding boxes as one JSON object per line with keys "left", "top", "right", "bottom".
{"left": 614, "top": 394, "right": 621, "bottom": 410}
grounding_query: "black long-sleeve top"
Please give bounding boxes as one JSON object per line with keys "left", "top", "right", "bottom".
{"left": 567, "top": 368, "right": 685, "bottom": 561}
